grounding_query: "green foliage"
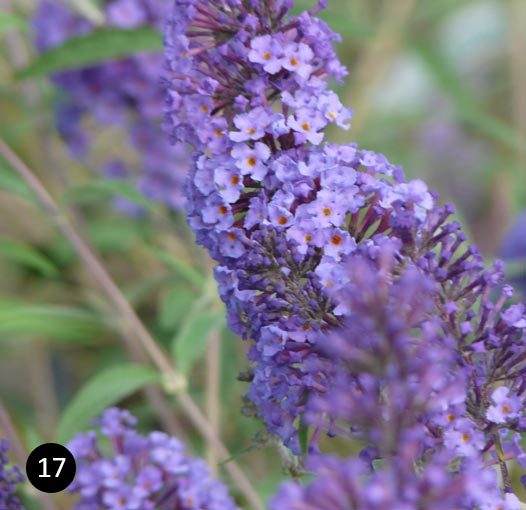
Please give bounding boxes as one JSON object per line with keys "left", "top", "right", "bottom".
{"left": 0, "top": 13, "right": 26, "bottom": 33}
{"left": 61, "top": 178, "right": 158, "bottom": 212}
{"left": 172, "top": 303, "right": 225, "bottom": 376}
{"left": 17, "top": 26, "right": 162, "bottom": 79}
{"left": 151, "top": 247, "right": 206, "bottom": 289}
{"left": 16, "top": 26, "right": 163, "bottom": 79}
{"left": 0, "top": 298, "right": 107, "bottom": 343}
{"left": 158, "top": 284, "right": 196, "bottom": 331}
{"left": 56, "top": 363, "right": 160, "bottom": 442}
{"left": 0, "top": 238, "right": 58, "bottom": 276}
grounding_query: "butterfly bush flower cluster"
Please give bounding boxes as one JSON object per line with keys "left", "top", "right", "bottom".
{"left": 66, "top": 408, "right": 236, "bottom": 510}
{"left": 32, "top": 0, "right": 190, "bottom": 211}
{"left": 0, "top": 439, "right": 24, "bottom": 510}
{"left": 163, "top": 0, "right": 526, "bottom": 506}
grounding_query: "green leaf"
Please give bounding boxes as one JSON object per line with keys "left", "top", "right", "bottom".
{"left": 87, "top": 218, "right": 138, "bottom": 253}
{"left": 151, "top": 247, "right": 206, "bottom": 288}
{"left": 0, "top": 299, "right": 106, "bottom": 343}
{"left": 0, "top": 239, "right": 58, "bottom": 276}
{"left": 0, "top": 157, "right": 34, "bottom": 201}
{"left": 0, "top": 13, "right": 26, "bottom": 33}
{"left": 172, "top": 299, "right": 225, "bottom": 376}
{"left": 61, "top": 179, "right": 156, "bottom": 212}
{"left": 158, "top": 285, "right": 196, "bottom": 330}
{"left": 56, "top": 363, "right": 160, "bottom": 442}
{"left": 17, "top": 26, "right": 162, "bottom": 79}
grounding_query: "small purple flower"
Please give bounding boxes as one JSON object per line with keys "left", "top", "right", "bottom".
{"left": 231, "top": 142, "right": 271, "bottom": 180}
{"left": 287, "top": 108, "right": 326, "bottom": 145}
{"left": 229, "top": 108, "right": 268, "bottom": 142}
{"left": 248, "top": 34, "right": 284, "bottom": 74}
{"left": 486, "top": 387, "right": 521, "bottom": 424}
{"left": 281, "top": 42, "right": 314, "bottom": 81}
{"left": 443, "top": 419, "right": 486, "bottom": 458}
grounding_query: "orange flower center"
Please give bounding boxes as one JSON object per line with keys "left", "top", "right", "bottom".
{"left": 219, "top": 205, "right": 228, "bottom": 215}
{"left": 301, "top": 122, "right": 310, "bottom": 131}
{"left": 227, "top": 232, "right": 236, "bottom": 241}
{"left": 290, "top": 57, "right": 299, "bottom": 66}
{"left": 263, "top": 52, "right": 272, "bottom": 60}
{"left": 331, "top": 234, "right": 342, "bottom": 246}
{"left": 278, "top": 216, "right": 288, "bottom": 225}
{"left": 322, "top": 207, "right": 332, "bottom": 217}
{"left": 247, "top": 127, "right": 256, "bottom": 135}
{"left": 247, "top": 156, "right": 257, "bottom": 167}
{"left": 231, "top": 175, "right": 240, "bottom": 185}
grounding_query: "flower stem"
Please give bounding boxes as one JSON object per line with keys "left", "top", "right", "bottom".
{"left": 494, "top": 433, "right": 512, "bottom": 491}
{"left": 0, "top": 138, "right": 264, "bottom": 510}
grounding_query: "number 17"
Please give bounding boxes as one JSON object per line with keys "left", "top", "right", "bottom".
{"left": 38, "top": 457, "right": 66, "bottom": 478}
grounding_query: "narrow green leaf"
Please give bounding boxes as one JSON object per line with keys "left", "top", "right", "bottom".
{"left": 158, "top": 285, "right": 196, "bottom": 330}
{"left": 17, "top": 26, "right": 162, "bottom": 79}
{"left": 87, "top": 218, "right": 138, "bottom": 253}
{"left": 0, "top": 13, "right": 26, "bottom": 33}
{"left": 0, "top": 239, "right": 58, "bottom": 276}
{"left": 0, "top": 299, "right": 106, "bottom": 343}
{"left": 173, "top": 304, "right": 225, "bottom": 376}
{"left": 151, "top": 247, "right": 206, "bottom": 288}
{"left": 61, "top": 179, "right": 156, "bottom": 211}
{"left": 56, "top": 363, "right": 160, "bottom": 442}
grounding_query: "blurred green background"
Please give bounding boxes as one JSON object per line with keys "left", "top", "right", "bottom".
{"left": 0, "top": 0, "right": 525, "bottom": 507}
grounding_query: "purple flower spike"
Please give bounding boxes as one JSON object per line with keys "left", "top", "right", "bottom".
{"left": 32, "top": 0, "right": 190, "bottom": 212}
{"left": 163, "top": 0, "right": 526, "bottom": 505}
{"left": 67, "top": 408, "right": 236, "bottom": 510}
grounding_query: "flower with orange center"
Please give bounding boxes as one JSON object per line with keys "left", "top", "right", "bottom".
{"left": 331, "top": 234, "right": 342, "bottom": 246}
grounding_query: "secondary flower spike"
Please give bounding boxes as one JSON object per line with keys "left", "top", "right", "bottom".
{"left": 67, "top": 408, "right": 236, "bottom": 510}
{"left": 163, "top": 1, "right": 526, "bottom": 504}
{"left": 0, "top": 439, "right": 25, "bottom": 510}
{"left": 32, "top": 0, "right": 190, "bottom": 212}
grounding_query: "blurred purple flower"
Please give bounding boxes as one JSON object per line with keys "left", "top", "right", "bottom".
{"left": 0, "top": 439, "right": 24, "bottom": 510}
{"left": 67, "top": 408, "right": 236, "bottom": 510}
{"left": 32, "top": 0, "right": 190, "bottom": 212}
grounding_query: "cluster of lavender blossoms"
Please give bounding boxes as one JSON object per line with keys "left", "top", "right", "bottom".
{"left": 162, "top": 0, "right": 526, "bottom": 507}
{"left": 32, "top": 0, "right": 190, "bottom": 211}
{"left": 0, "top": 439, "right": 24, "bottom": 510}
{"left": 66, "top": 408, "right": 236, "bottom": 510}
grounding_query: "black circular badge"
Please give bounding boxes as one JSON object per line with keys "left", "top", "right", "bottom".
{"left": 26, "top": 443, "right": 76, "bottom": 493}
